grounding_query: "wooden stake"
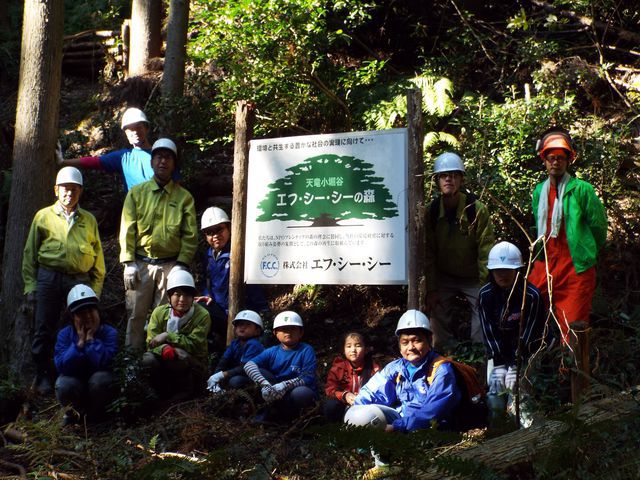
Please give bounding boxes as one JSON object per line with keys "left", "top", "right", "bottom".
{"left": 570, "top": 320, "right": 590, "bottom": 403}
{"left": 227, "top": 101, "right": 255, "bottom": 345}
{"left": 406, "top": 89, "right": 426, "bottom": 311}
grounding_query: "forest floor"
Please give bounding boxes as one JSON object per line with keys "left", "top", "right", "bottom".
{"left": 1, "top": 75, "right": 640, "bottom": 480}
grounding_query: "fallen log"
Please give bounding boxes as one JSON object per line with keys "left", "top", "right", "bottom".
{"left": 418, "top": 387, "right": 640, "bottom": 479}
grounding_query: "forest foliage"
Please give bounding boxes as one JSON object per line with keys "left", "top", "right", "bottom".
{"left": 1, "top": 0, "right": 640, "bottom": 478}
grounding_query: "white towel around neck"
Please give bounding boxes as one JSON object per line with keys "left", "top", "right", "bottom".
{"left": 537, "top": 172, "right": 570, "bottom": 239}
{"left": 166, "top": 305, "right": 195, "bottom": 333}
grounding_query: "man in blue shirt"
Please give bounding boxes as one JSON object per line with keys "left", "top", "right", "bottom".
{"left": 59, "top": 107, "right": 155, "bottom": 192}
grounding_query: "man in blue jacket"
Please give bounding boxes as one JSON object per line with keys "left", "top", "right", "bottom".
{"left": 54, "top": 285, "right": 118, "bottom": 426}
{"left": 349, "top": 309, "right": 462, "bottom": 433}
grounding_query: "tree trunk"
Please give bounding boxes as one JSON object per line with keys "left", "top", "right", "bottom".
{"left": 0, "top": 0, "right": 63, "bottom": 377}
{"left": 163, "top": 0, "right": 190, "bottom": 98}
{"left": 227, "top": 101, "right": 255, "bottom": 345}
{"left": 406, "top": 89, "right": 427, "bottom": 312}
{"left": 128, "top": 0, "right": 162, "bottom": 77}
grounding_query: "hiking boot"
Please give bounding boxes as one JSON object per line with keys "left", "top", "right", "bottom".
{"left": 33, "top": 373, "right": 53, "bottom": 396}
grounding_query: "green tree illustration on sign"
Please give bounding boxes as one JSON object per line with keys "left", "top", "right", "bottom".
{"left": 256, "top": 154, "right": 399, "bottom": 226}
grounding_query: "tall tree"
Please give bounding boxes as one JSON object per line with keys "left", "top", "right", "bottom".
{"left": 0, "top": 0, "right": 63, "bottom": 375}
{"left": 128, "top": 0, "right": 162, "bottom": 77}
{"left": 163, "top": 0, "right": 190, "bottom": 98}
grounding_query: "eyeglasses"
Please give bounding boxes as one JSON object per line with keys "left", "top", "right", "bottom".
{"left": 438, "top": 172, "right": 461, "bottom": 180}
{"left": 204, "top": 226, "right": 226, "bottom": 236}
{"left": 545, "top": 154, "right": 569, "bottom": 162}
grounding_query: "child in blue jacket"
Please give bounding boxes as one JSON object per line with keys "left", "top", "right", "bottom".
{"left": 207, "top": 310, "right": 264, "bottom": 392}
{"left": 244, "top": 311, "right": 317, "bottom": 422}
{"left": 54, "top": 284, "right": 118, "bottom": 426}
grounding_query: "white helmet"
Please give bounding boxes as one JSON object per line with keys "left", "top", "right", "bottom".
{"left": 152, "top": 138, "right": 178, "bottom": 158}
{"left": 121, "top": 107, "right": 149, "bottom": 129}
{"left": 487, "top": 241, "right": 524, "bottom": 270}
{"left": 273, "top": 311, "right": 303, "bottom": 329}
{"left": 67, "top": 284, "right": 99, "bottom": 313}
{"left": 56, "top": 167, "right": 83, "bottom": 186}
{"left": 166, "top": 269, "right": 196, "bottom": 294}
{"left": 433, "top": 152, "right": 465, "bottom": 175}
{"left": 201, "top": 207, "right": 230, "bottom": 230}
{"left": 395, "top": 309, "right": 431, "bottom": 336}
{"left": 233, "top": 309, "right": 263, "bottom": 329}
{"left": 344, "top": 405, "right": 387, "bottom": 429}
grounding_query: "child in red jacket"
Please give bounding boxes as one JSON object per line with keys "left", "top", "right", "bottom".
{"left": 324, "top": 332, "right": 380, "bottom": 422}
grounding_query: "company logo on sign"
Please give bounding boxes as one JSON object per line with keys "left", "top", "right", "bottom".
{"left": 260, "top": 254, "right": 279, "bottom": 278}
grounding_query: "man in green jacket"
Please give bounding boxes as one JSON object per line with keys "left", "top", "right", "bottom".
{"left": 528, "top": 127, "right": 607, "bottom": 343}
{"left": 143, "top": 270, "right": 210, "bottom": 400}
{"left": 119, "top": 138, "right": 198, "bottom": 349}
{"left": 425, "top": 152, "right": 495, "bottom": 352}
{"left": 22, "top": 167, "right": 105, "bottom": 394}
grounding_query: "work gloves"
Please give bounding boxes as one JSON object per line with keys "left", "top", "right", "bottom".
{"left": 207, "top": 372, "right": 225, "bottom": 393}
{"left": 161, "top": 344, "right": 176, "bottom": 361}
{"left": 505, "top": 366, "right": 518, "bottom": 391}
{"left": 489, "top": 365, "right": 507, "bottom": 394}
{"left": 123, "top": 263, "right": 139, "bottom": 290}
{"left": 261, "top": 384, "right": 282, "bottom": 403}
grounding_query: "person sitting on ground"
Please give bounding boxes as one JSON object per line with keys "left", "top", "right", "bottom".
{"left": 195, "top": 206, "right": 269, "bottom": 352}
{"left": 142, "top": 270, "right": 211, "bottom": 402}
{"left": 54, "top": 284, "right": 118, "bottom": 426}
{"left": 206, "top": 310, "right": 265, "bottom": 393}
{"left": 59, "top": 107, "right": 159, "bottom": 193}
{"left": 346, "top": 309, "right": 462, "bottom": 433}
{"left": 23, "top": 166, "right": 105, "bottom": 395}
{"left": 479, "top": 241, "right": 548, "bottom": 426}
{"left": 244, "top": 311, "right": 317, "bottom": 422}
{"left": 324, "top": 331, "right": 380, "bottom": 423}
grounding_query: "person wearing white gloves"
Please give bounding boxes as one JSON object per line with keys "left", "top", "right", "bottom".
{"left": 206, "top": 310, "right": 264, "bottom": 393}
{"left": 119, "top": 139, "right": 197, "bottom": 349}
{"left": 479, "top": 241, "right": 548, "bottom": 426}
{"left": 243, "top": 311, "right": 317, "bottom": 422}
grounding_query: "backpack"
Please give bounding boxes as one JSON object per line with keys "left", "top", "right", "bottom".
{"left": 428, "top": 191, "right": 478, "bottom": 231}
{"left": 427, "top": 355, "right": 488, "bottom": 431}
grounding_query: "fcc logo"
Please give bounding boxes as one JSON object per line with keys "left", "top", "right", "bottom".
{"left": 260, "top": 254, "right": 279, "bottom": 278}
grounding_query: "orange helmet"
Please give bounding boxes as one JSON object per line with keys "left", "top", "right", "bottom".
{"left": 536, "top": 128, "right": 576, "bottom": 161}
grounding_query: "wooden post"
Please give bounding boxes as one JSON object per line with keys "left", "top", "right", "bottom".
{"left": 406, "top": 89, "right": 427, "bottom": 311}
{"left": 227, "top": 101, "right": 255, "bottom": 345}
{"left": 121, "top": 20, "right": 130, "bottom": 78}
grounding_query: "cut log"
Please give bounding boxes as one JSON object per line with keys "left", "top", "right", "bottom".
{"left": 418, "top": 388, "right": 640, "bottom": 479}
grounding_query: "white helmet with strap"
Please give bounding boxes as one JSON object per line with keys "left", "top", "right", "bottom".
{"left": 121, "top": 107, "right": 149, "bottom": 129}
{"left": 487, "top": 241, "right": 524, "bottom": 270}
{"left": 67, "top": 284, "right": 99, "bottom": 313}
{"left": 233, "top": 309, "right": 263, "bottom": 329}
{"left": 433, "top": 152, "right": 465, "bottom": 175}
{"left": 201, "top": 206, "right": 230, "bottom": 230}
{"left": 273, "top": 311, "right": 303, "bottom": 329}
{"left": 166, "top": 269, "right": 196, "bottom": 293}
{"left": 56, "top": 167, "right": 83, "bottom": 186}
{"left": 395, "top": 309, "right": 431, "bottom": 336}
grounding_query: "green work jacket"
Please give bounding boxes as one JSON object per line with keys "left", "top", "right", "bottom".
{"left": 146, "top": 302, "right": 211, "bottom": 366}
{"left": 22, "top": 203, "right": 105, "bottom": 295}
{"left": 119, "top": 178, "right": 197, "bottom": 265}
{"left": 532, "top": 176, "right": 607, "bottom": 273}
{"left": 425, "top": 192, "right": 495, "bottom": 291}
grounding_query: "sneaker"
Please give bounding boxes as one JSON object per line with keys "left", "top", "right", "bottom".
{"left": 62, "top": 410, "right": 80, "bottom": 427}
{"left": 33, "top": 374, "right": 53, "bottom": 396}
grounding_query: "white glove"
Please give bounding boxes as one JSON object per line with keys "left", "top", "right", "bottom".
{"left": 55, "top": 141, "right": 64, "bottom": 165}
{"left": 272, "top": 382, "right": 288, "bottom": 398}
{"left": 261, "top": 385, "right": 280, "bottom": 403}
{"left": 505, "top": 366, "right": 518, "bottom": 391}
{"left": 207, "top": 372, "right": 225, "bottom": 393}
{"left": 489, "top": 365, "right": 507, "bottom": 395}
{"left": 169, "top": 264, "right": 187, "bottom": 277}
{"left": 123, "top": 263, "right": 140, "bottom": 290}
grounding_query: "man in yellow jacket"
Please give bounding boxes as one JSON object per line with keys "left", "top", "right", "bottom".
{"left": 22, "top": 167, "right": 105, "bottom": 394}
{"left": 119, "top": 138, "right": 198, "bottom": 349}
